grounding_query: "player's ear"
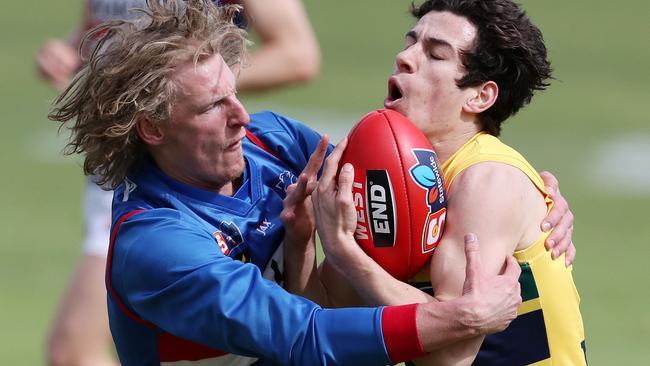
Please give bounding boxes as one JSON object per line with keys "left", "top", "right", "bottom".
{"left": 136, "top": 116, "right": 165, "bottom": 146}
{"left": 463, "top": 81, "right": 498, "bottom": 114}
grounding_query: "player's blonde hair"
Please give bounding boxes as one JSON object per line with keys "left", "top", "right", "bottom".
{"left": 49, "top": 0, "right": 248, "bottom": 189}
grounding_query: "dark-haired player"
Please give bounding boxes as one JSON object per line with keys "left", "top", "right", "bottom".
{"left": 313, "top": 1, "right": 585, "bottom": 365}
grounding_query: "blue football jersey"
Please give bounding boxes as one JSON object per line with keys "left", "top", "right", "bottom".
{"left": 107, "top": 111, "right": 394, "bottom": 366}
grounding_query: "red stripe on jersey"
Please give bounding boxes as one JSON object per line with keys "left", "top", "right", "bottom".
{"left": 158, "top": 332, "right": 228, "bottom": 362}
{"left": 245, "top": 128, "right": 285, "bottom": 163}
{"left": 381, "top": 304, "right": 427, "bottom": 363}
{"left": 105, "top": 209, "right": 155, "bottom": 327}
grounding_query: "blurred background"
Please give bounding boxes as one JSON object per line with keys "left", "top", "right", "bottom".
{"left": 1, "top": 0, "right": 648, "bottom": 364}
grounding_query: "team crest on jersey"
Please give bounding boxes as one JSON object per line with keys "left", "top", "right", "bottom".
{"left": 212, "top": 221, "right": 243, "bottom": 256}
{"left": 409, "top": 149, "right": 447, "bottom": 253}
{"left": 275, "top": 170, "right": 298, "bottom": 193}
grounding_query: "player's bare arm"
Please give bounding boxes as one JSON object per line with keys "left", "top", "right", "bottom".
{"left": 313, "top": 140, "right": 522, "bottom": 350}
{"left": 414, "top": 162, "right": 547, "bottom": 365}
{"left": 315, "top": 167, "right": 576, "bottom": 309}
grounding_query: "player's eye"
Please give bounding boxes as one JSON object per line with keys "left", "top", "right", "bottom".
{"left": 202, "top": 100, "right": 224, "bottom": 114}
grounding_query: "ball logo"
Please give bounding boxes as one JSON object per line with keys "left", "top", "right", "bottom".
{"left": 409, "top": 149, "right": 447, "bottom": 253}
{"left": 352, "top": 170, "right": 397, "bottom": 247}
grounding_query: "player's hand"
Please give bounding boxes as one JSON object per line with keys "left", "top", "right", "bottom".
{"left": 539, "top": 171, "right": 575, "bottom": 266}
{"left": 312, "top": 138, "right": 367, "bottom": 272}
{"left": 36, "top": 39, "right": 81, "bottom": 92}
{"left": 280, "top": 135, "right": 329, "bottom": 248}
{"left": 458, "top": 233, "right": 521, "bottom": 335}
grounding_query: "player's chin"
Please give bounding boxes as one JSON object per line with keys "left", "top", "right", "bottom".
{"left": 226, "top": 154, "right": 246, "bottom": 178}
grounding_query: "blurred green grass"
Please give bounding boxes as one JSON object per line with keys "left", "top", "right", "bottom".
{"left": 1, "top": 0, "right": 648, "bottom": 364}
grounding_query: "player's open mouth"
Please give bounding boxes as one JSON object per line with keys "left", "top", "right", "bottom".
{"left": 384, "top": 77, "right": 403, "bottom": 108}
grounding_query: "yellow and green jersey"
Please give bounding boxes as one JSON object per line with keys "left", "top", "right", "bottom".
{"left": 410, "top": 132, "right": 587, "bottom": 365}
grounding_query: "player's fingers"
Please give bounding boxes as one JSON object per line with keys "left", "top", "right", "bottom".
{"left": 279, "top": 209, "right": 295, "bottom": 223}
{"left": 540, "top": 175, "right": 568, "bottom": 233}
{"left": 502, "top": 255, "right": 522, "bottom": 279}
{"left": 302, "top": 135, "right": 330, "bottom": 179}
{"left": 293, "top": 173, "right": 309, "bottom": 197}
{"left": 564, "top": 241, "right": 576, "bottom": 267}
{"left": 462, "top": 233, "right": 481, "bottom": 293}
{"left": 286, "top": 183, "right": 297, "bottom": 194}
{"left": 280, "top": 185, "right": 297, "bottom": 223}
{"left": 539, "top": 171, "right": 559, "bottom": 192}
{"left": 319, "top": 137, "right": 348, "bottom": 191}
{"left": 545, "top": 209, "right": 573, "bottom": 253}
{"left": 284, "top": 174, "right": 308, "bottom": 206}
{"left": 550, "top": 223, "right": 573, "bottom": 260}
{"left": 337, "top": 163, "right": 355, "bottom": 201}
{"left": 283, "top": 182, "right": 298, "bottom": 206}
{"left": 541, "top": 194, "right": 570, "bottom": 232}
{"left": 304, "top": 181, "right": 318, "bottom": 196}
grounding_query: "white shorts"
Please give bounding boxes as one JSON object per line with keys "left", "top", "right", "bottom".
{"left": 81, "top": 179, "right": 114, "bottom": 258}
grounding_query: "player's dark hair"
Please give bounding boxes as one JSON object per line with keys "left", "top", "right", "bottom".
{"left": 411, "top": 0, "right": 552, "bottom": 136}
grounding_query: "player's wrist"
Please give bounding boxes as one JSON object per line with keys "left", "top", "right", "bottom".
{"left": 284, "top": 231, "right": 316, "bottom": 250}
{"left": 450, "top": 295, "right": 491, "bottom": 337}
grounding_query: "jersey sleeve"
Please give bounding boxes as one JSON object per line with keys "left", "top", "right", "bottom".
{"left": 111, "top": 209, "right": 395, "bottom": 366}
{"left": 247, "top": 111, "right": 335, "bottom": 173}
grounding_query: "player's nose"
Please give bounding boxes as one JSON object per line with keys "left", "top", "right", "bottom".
{"left": 228, "top": 96, "right": 250, "bottom": 127}
{"left": 395, "top": 48, "right": 415, "bottom": 74}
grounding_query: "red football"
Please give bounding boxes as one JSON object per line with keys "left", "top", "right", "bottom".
{"left": 339, "top": 109, "right": 447, "bottom": 280}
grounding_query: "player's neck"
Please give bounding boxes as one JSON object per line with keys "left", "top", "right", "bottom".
{"left": 428, "top": 127, "right": 481, "bottom": 165}
{"left": 217, "top": 175, "right": 244, "bottom": 197}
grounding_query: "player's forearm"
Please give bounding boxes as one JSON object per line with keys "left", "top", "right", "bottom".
{"left": 283, "top": 237, "right": 329, "bottom": 305}
{"left": 415, "top": 300, "right": 483, "bottom": 352}
{"left": 326, "top": 236, "right": 433, "bottom": 306}
{"left": 411, "top": 333, "right": 484, "bottom": 366}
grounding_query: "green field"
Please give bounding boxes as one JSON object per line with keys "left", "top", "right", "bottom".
{"left": 1, "top": 0, "right": 649, "bottom": 364}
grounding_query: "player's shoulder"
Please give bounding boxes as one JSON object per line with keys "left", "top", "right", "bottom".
{"left": 248, "top": 110, "right": 311, "bottom": 136}
{"left": 115, "top": 208, "right": 219, "bottom": 265}
{"left": 124, "top": 206, "right": 215, "bottom": 229}
{"left": 452, "top": 161, "right": 532, "bottom": 197}
{"left": 247, "top": 110, "right": 323, "bottom": 164}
